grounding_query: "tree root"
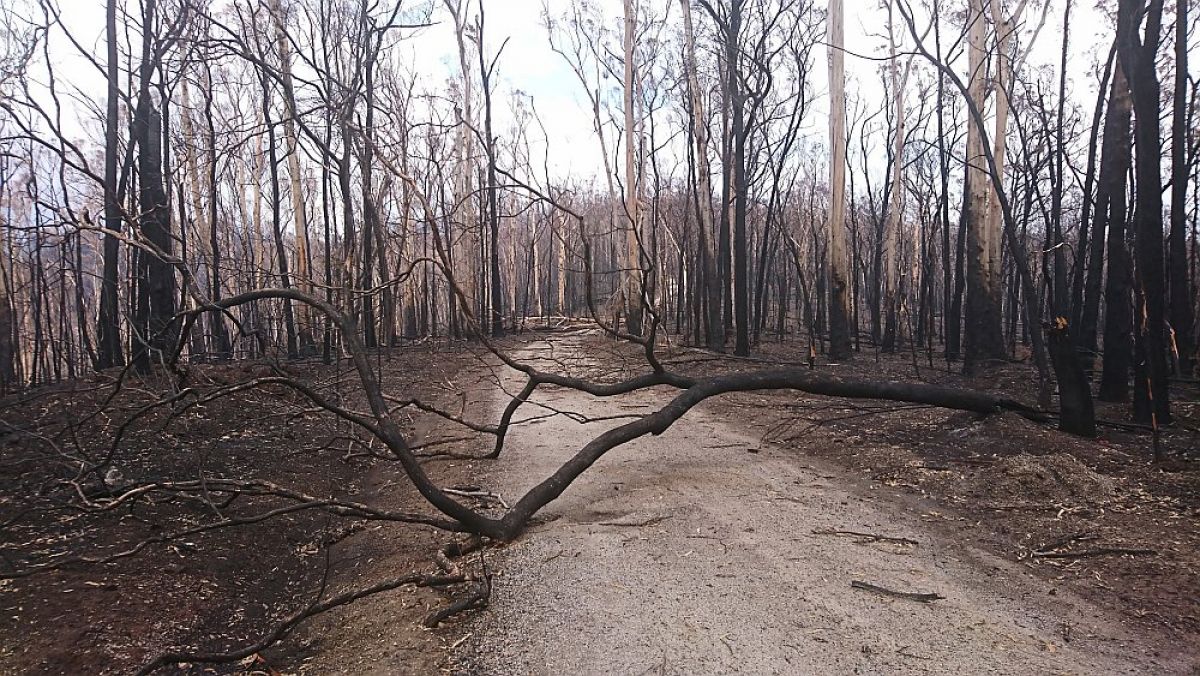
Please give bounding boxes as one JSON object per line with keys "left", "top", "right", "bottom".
{"left": 424, "top": 574, "right": 491, "bottom": 628}
{"left": 424, "top": 536, "right": 492, "bottom": 627}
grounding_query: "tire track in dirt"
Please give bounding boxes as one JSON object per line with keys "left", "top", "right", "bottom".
{"left": 454, "top": 337, "right": 1187, "bottom": 675}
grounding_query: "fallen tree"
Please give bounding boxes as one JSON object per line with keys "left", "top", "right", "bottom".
{"left": 160, "top": 286, "right": 1049, "bottom": 543}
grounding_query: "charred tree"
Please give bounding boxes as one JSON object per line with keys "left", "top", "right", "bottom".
{"left": 131, "top": 103, "right": 177, "bottom": 373}
{"left": 1169, "top": 0, "right": 1194, "bottom": 376}
{"left": 1117, "top": 0, "right": 1171, "bottom": 425}
{"left": 1077, "top": 47, "right": 1118, "bottom": 367}
{"left": 1097, "top": 61, "right": 1135, "bottom": 402}
{"left": 97, "top": 0, "right": 124, "bottom": 370}
{"left": 680, "top": 0, "right": 724, "bottom": 352}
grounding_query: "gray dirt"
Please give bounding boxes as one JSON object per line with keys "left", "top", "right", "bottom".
{"left": 451, "top": 338, "right": 1192, "bottom": 675}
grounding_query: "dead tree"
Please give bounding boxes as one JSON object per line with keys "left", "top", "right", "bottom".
{"left": 97, "top": 0, "right": 123, "bottom": 369}
{"left": 268, "top": 0, "right": 315, "bottom": 351}
{"left": 131, "top": 102, "right": 177, "bottom": 373}
{"left": 1097, "top": 59, "right": 1135, "bottom": 402}
{"left": 1168, "top": 0, "right": 1193, "bottom": 376}
{"left": 621, "top": 0, "right": 645, "bottom": 337}
{"left": 826, "top": 0, "right": 853, "bottom": 360}
{"left": 961, "top": 0, "right": 1005, "bottom": 371}
{"left": 680, "top": 0, "right": 724, "bottom": 352}
{"left": 1117, "top": 0, "right": 1171, "bottom": 426}
{"left": 474, "top": 6, "right": 505, "bottom": 338}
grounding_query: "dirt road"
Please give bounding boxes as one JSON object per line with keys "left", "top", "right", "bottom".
{"left": 453, "top": 338, "right": 1189, "bottom": 675}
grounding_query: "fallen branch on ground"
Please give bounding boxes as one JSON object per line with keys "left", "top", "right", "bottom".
{"left": 813, "top": 528, "right": 918, "bottom": 546}
{"left": 164, "top": 288, "right": 1056, "bottom": 544}
{"left": 138, "top": 572, "right": 430, "bottom": 675}
{"left": 1032, "top": 547, "right": 1157, "bottom": 560}
{"left": 851, "top": 580, "right": 943, "bottom": 603}
{"left": 444, "top": 487, "right": 510, "bottom": 509}
{"left": 424, "top": 571, "right": 491, "bottom": 627}
{"left": 1030, "top": 532, "right": 1098, "bottom": 557}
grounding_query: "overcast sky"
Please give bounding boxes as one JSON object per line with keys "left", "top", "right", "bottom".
{"left": 30, "top": 0, "right": 1118, "bottom": 182}
{"left": 415, "top": 0, "right": 1114, "bottom": 179}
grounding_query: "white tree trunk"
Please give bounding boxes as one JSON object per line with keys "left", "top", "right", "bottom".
{"left": 883, "top": 0, "right": 911, "bottom": 346}
{"left": 966, "top": 0, "right": 994, "bottom": 295}
{"left": 827, "top": 0, "right": 852, "bottom": 358}
{"left": 446, "top": 0, "right": 478, "bottom": 327}
{"left": 622, "top": 0, "right": 643, "bottom": 334}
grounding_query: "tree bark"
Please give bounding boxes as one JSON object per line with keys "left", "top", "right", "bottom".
{"left": 97, "top": 0, "right": 124, "bottom": 369}
{"left": 680, "top": 0, "right": 724, "bottom": 351}
{"left": 882, "top": 1, "right": 908, "bottom": 353}
{"left": 132, "top": 103, "right": 177, "bottom": 372}
{"left": 1117, "top": 0, "right": 1170, "bottom": 425}
{"left": 260, "top": 69, "right": 299, "bottom": 360}
{"left": 827, "top": 0, "right": 853, "bottom": 360}
{"left": 0, "top": 179, "right": 16, "bottom": 389}
{"left": 727, "top": 0, "right": 750, "bottom": 356}
{"left": 962, "top": 0, "right": 1005, "bottom": 371}
{"left": 1169, "top": 0, "right": 1194, "bottom": 376}
{"left": 475, "top": 9, "right": 503, "bottom": 337}
{"left": 622, "top": 0, "right": 644, "bottom": 337}
{"left": 1077, "top": 46, "right": 1117, "bottom": 365}
{"left": 202, "top": 61, "right": 233, "bottom": 360}
{"left": 269, "top": 0, "right": 314, "bottom": 351}
{"left": 1097, "top": 61, "right": 1135, "bottom": 402}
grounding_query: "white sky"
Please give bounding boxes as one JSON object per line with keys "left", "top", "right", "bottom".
{"left": 417, "top": 0, "right": 1112, "bottom": 179}
{"left": 24, "top": 0, "right": 1116, "bottom": 184}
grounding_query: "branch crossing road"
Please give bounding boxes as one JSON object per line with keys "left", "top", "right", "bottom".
{"left": 453, "top": 338, "right": 1186, "bottom": 675}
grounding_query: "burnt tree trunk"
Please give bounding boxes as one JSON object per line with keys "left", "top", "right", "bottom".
{"left": 1097, "top": 61, "right": 1135, "bottom": 402}
{"left": 131, "top": 103, "right": 177, "bottom": 373}
{"left": 97, "top": 0, "right": 124, "bottom": 369}
{"left": 1169, "top": 0, "right": 1194, "bottom": 376}
{"left": 1078, "top": 47, "right": 1118, "bottom": 368}
{"left": 1117, "top": 0, "right": 1171, "bottom": 425}
{"left": 1048, "top": 319, "right": 1097, "bottom": 437}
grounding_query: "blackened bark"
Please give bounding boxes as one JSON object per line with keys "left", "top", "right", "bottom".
{"left": 477, "top": 8, "right": 503, "bottom": 338}
{"left": 203, "top": 62, "right": 232, "bottom": 360}
{"left": 1117, "top": 0, "right": 1170, "bottom": 424}
{"left": 934, "top": 0, "right": 955, "bottom": 361}
{"left": 1080, "top": 53, "right": 1121, "bottom": 366}
{"left": 97, "top": 0, "right": 123, "bottom": 369}
{"left": 0, "top": 165, "right": 15, "bottom": 389}
{"left": 728, "top": 0, "right": 750, "bottom": 357}
{"left": 946, "top": 165, "right": 969, "bottom": 360}
{"left": 1073, "top": 45, "right": 1115, "bottom": 358}
{"left": 131, "top": 104, "right": 177, "bottom": 373}
{"left": 1097, "top": 62, "right": 1135, "bottom": 401}
{"left": 1048, "top": 319, "right": 1097, "bottom": 437}
{"left": 1169, "top": 0, "right": 1194, "bottom": 375}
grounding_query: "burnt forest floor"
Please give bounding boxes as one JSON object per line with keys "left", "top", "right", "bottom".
{"left": 1, "top": 328, "right": 1197, "bottom": 674}
{"left": 0, "top": 340, "right": 505, "bottom": 675}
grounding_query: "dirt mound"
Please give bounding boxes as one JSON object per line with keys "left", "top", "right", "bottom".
{"left": 971, "top": 453, "right": 1116, "bottom": 505}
